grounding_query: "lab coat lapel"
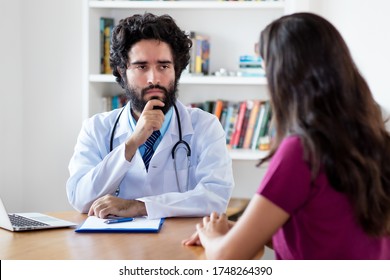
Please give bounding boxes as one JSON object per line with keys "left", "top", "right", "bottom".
{"left": 111, "top": 103, "right": 133, "bottom": 150}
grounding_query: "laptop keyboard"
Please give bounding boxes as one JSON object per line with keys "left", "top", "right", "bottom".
{"left": 9, "top": 214, "right": 49, "bottom": 228}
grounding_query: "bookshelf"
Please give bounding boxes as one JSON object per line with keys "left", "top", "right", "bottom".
{"left": 83, "top": 0, "right": 287, "bottom": 161}
{"left": 90, "top": 74, "right": 268, "bottom": 85}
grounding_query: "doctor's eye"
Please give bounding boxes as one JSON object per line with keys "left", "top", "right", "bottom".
{"left": 136, "top": 65, "right": 147, "bottom": 70}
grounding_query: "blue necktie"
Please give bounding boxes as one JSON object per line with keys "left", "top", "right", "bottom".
{"left": 142, "top": 130, "right": 161, "bottom": 171}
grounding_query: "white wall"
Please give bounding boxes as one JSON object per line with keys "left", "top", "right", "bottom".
{"left": 0, "top": 0, "right": 24, "bottom": 211}
{"left": 308, "top": 0, "right": 390, "bottom": 112}
{"left": 0, "top": 0, "right": 83, "bottom": 212}
{"left": 20, "top": 0, "right": 83, "bottom": 212}
{"left": 0, "top": 0, "right": 389, "bottom": 212}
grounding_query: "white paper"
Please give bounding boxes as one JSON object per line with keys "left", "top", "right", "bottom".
{"left": 77, "top": 216, "right": 162, "bottom": 231}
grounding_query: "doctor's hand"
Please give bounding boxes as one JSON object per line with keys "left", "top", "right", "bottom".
{"left": 124, "top": 99, "right": 165, "bottom": 161}
{"left": 88, "top": 194, "right": 147, "bottom": 218}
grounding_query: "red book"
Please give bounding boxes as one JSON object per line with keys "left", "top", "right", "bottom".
{"left": 230, "top": 101, "right": 247, "bottom": 149}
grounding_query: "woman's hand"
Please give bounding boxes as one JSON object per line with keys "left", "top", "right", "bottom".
{"left": 182, "top": 212, "right": 234, "bottom": 247}
{"left": 197, "top": 212, "right": 230, "bottom": 239}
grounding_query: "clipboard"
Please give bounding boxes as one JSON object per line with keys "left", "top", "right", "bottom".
{"left": 75, "top": 216, "right": 164, "bottom": 233}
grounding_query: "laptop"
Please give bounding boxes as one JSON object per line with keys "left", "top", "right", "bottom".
{"left": 0, "top": 197, "right": 76, "bottom": 231}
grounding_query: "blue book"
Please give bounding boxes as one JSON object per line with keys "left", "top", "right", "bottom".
{"left": 223, "top": 102, "right": 237, "bottom": 144}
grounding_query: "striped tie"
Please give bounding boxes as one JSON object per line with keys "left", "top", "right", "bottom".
{"left": 142, "top": 130, "right": 161, "bottom": 171}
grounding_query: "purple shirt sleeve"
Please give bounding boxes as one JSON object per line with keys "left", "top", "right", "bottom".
{"left": 257, "top": 136, "right": 312, "bottom": 214}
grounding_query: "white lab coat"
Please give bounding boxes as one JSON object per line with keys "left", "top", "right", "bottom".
{"left": 66, "top": 100, "right": 234, "bottom": 219}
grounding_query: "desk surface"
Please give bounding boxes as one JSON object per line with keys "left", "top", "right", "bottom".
{"left": 0, "top": 211, "right": 205, "bottom": 260}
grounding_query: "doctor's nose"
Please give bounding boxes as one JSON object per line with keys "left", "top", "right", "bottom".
{"left": 147, "top": 69, "right": 161, "bottom": 86}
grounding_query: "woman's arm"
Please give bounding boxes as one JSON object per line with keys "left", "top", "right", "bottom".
{"left": 196, "top": 194, "right": 290, "bottom": 259}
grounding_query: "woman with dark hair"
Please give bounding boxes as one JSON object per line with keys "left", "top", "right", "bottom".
{"left": 183, "top": 12, "right": 390, "bottom": 260}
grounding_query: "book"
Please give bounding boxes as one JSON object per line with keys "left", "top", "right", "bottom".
{"left": 187, "top": 31, "right": 197, "bottom": 74}
{"left": 187, "top": 31, "right": 210, "bottom": 75}
{"left": 195, "top": 34, "right": 210, "bottom": 75}
{"left": 251, "top": 102, "right": 266, "bottom": 150}
{"left": 238, "top": 55, "right": 265, "bottom": 77}
{"left": 200, "top": 35, "right": 210, "bottom": 75}
{"left": 100, "top": 17, "right": 114, "bottom": 74}
{"left": 254, "top": 100, "right": 271, "bottom": 150}
{"left": 212, "top": 99, "right": 225, "bottom": 121}
{"left": 102, "top": 94, "right": 128, "bottom": 111}
{"left": 219, "top": 105, "right": 229, "bottom": 130}
{"left": 202, "top": 100, "right": 215, "bottom": 113}
{"left": 230, "top": 101, "right": 247, "bottom": 149}
{"left": 225, "top": 102, "right": 240, "bottom": 147}
{"left": 237, "top": 100, "right": 253, "bottom": 148}
{"left": 75, "top": 216, "right": 164, "bottom": 233}
{"left": 242, "top": 100, "right": 261, "bottom": 149}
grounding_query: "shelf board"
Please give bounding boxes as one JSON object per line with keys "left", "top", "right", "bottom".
{"left": 90, "top": 74, "right": 116, "bottom": 83}
{"left": 180, "top": 75, "right": 267, "bottom": 85}
{"left": 229, "top": 149, "right": 269, "bottom": 161}
{"left": 90, "top": 74, "right": 267, "bottom": 85}
{"left": 89, "top": 1, "right": 285, "bottom": 10}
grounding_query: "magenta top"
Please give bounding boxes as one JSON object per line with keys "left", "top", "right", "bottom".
{"left": 257, "top": 136, "right": 390, "bottom": 259}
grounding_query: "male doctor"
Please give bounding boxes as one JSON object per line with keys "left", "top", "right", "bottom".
{"left": 66, "top": 13, "right": 234, "bottom": 219}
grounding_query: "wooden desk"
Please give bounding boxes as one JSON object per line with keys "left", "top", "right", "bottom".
{"left": 0, "top": 212, "right": 204, "bottom": 260}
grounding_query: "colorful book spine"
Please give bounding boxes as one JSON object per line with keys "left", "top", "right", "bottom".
{"left": 223, "top": 102, "right": 235, "bottom": 143}
{"left": 100, "top": 17, "right": 114, "bottom": 74}
{"left": 212, "top": 99, "right": 225, "bottom": 121}
{"left": 186, "top": 99, "right": 271, "bottom": 151}
{"left": 242, "top": 100, "right": 260, "bottom": 149}
{"left": 238, "top": 55, "right": 265, "bottom": 77}
{"left": 102, "top": 94, "right": 128, "bottom": 111}
{"left": 230, "top": 101, "right": 247, "bottom": 149}
{"left": 226, "top": 102, "right": 240, "bottom": 147}
{"left": 187, "top": 31, "right": 210, "bottom": 75}
{"left": 257, "top": 101, "right": 272, "bottom": 150}
{"left": 237, "top": 100, "right": 252, "bottom": 148}
{"left": 251, "top": 102, "right": 265, "bottom": 150}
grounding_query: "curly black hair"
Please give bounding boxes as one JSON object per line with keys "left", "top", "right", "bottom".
{"left": 110, "top": 13, "right": 192, "bottom": 89}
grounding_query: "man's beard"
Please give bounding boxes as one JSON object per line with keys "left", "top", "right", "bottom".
{"left": 125, "top": 81, "right": 178, "bottom": 115}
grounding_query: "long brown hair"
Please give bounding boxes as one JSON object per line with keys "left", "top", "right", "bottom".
{"left": 258, "top": 12, "right": 390, "bottom": 236}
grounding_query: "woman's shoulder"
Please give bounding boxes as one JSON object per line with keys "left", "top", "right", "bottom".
{"left": 277, "top": 135, "right": 304, "bottom": 156}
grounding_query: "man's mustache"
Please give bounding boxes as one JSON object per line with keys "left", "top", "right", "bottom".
{"left": 141, "top": 84, "right": 168, "bottom": 97}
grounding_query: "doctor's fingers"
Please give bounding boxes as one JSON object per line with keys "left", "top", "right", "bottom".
{"left": 140, "top": 110, "right": 164, "bottom": 129}
{"left": 134, "top": 113, "right": 163, "bottom": 137}
{"left": 89, "top": 195, "right": 116, "bottom": 218}
{"left": 89, "top": 201, "right": 111, "bottom": 219}
{"left": 88, "top": 196, "right": 104, "bottom": 216}
{"left": 144, "top": 98, "right": 165, "bottom": 111}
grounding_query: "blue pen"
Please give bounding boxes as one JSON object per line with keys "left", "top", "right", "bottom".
{"left": 104, "top": 217, "right": 134, "bottom": 224}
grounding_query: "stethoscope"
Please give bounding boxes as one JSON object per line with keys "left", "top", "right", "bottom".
{"left": 109, "top": 103, "right": 191, "bottom": 195}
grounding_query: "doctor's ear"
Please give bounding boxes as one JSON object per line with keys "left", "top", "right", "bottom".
{"left": 117, "top": 66, "right": 125, "bottom": 77}
{"left": 117, "top": 67, "right": 127, "bottom": 88}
